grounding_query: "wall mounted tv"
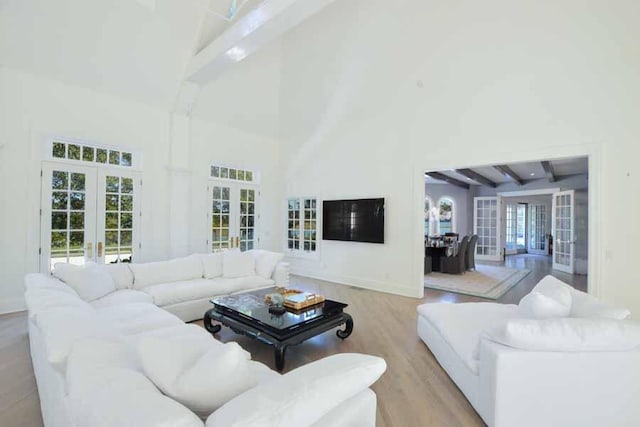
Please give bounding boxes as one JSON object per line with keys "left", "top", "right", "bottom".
{"left": 322, "top": 198, "right": 385, "bottom": 244}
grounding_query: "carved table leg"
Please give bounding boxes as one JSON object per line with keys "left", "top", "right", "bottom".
{"left": 336, "top": 313, "right": 354, "bottom": 340}
{"left": 203, "top": 310, "right": 221, "bottom": 335}
{"left": 275, "top": 345, "right": 287, "bottom": 371}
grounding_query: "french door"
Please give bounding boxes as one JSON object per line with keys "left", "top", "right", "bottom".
{"left": 40, "top": 162, "right": 141, "bottom": 272}
{"left": 552, "top": 190, "right": 575, "bottom": 273}
{"left": 528, "top": 204, "right": 548, "bottom": 255}
{"left": 209, "top": 181, "right": 258, "bottom": 251}
{"left": 505, "top": 203, "right": 517, "bottom": 255}
{"left": 474, "top": 197, "right": 502, "bottom": 261}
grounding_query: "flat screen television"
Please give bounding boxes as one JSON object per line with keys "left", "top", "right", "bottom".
{"left": 322, "top": 198, "right": 385, "bottom": 244}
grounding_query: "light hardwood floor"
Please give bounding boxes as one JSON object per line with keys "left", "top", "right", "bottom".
{"left": 0, "top": 254, "right": 585, "bottom": 427}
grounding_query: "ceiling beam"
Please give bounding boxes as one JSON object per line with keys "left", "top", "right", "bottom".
{"left": 493, "top": 165, "right": 524, "bottom": 186}
{"left": 425, "top": 172, "right": 470, "bottom": 190}
{"left": 541, "top": 161, "right": 556, "bottom": 182}
{"left": 455, "top": 168, "right": 497, "bottom": 188}
{"left": 186, "top": 0, "right": 339, "bottom": 84}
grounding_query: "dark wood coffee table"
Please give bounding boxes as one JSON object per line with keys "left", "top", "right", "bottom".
{"left": 203, "top": 288, "right": 353, "bottom": 371}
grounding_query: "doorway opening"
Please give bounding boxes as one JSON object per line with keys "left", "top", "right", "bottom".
{"left": 423, "top": 156, "right": 588, "bottom": 300}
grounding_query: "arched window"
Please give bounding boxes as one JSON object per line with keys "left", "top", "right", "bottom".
{"left": 439, "top": 197, "right": 454, "bottom": 234}
{"left": 424, "top": 196, "right": 434, "bottom": 237}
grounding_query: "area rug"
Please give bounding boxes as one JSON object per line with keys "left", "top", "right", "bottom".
{"left": 424, "top": 264, "right": 531, "bottom": 299}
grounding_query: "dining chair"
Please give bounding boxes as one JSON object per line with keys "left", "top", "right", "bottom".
{"left": 466, "top": 234, "right": 478, "bottom": 270}
{"left": 441, "top": 235, "right": 469, "bottom": 275}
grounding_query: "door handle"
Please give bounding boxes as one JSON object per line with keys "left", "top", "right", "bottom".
{"left": 229, "top": 237, "right": 234, "bottom": 248}
{"left": 235, "top": 236, "right": 239, "bottom": 248}
{"left": 97, "top": 242, "right": 103, "bottom": 258}
{"left": 87, "top": 242, "right": 93, "bottom": 258}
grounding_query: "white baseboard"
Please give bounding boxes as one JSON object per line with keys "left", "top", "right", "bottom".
{"left": 0, "top": 297, "right": 26, "bottom": 315}
{"left": 290, "top": 267, "right": 421, "bottom": 298}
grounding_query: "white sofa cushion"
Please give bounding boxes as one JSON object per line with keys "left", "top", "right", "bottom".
{"left": 68, "top": 366, "right": 203, "bottom": 427}
{"left": 206, "top": 353, "right": 386, "bottom": 427}
{"left": 138, "top": 337, "right": 255, "bottom": 417}
{"left": 142, "top": 279, "right": 234, "bottom": 307}
{"left": 66, "top": 336, "right": 140, "bottom": 396}
{"left": 222, "top": 251, "right": 255, "bottom": 278}
{"left": 36, "top": 306, "right": 119, "bottom": 372}
{"left": 24, "top": 273, "right": 78, "bottom": 296}
{"left": 213, "top": 276, "right": 274, "bottom": 295}
{"left": 53, "top": 263, "right": 117, "bottom": 302}
{"left": 25, "top": 289, "right": 91, "bottom": 319}
{"left": 417, "top": 302, "right": 519, "bottom": 373}
{"left": 130, "top": 255, "right": 203, "bottom": 289}
{"left": 247, "top": 250, "right": 284, "bottom": 279}
{"left": 199, "top": 253, "right": 224, "bottom": 279}
{"left": 518, "top": 291, "right": 571, "bottom": 319}
{"left": 96, "top": 303, "right": 183, "bottom": 335}
{"left": 484, "top": 317, "right": 640, "bottom": 352}
{"left": 90, "top": 289, "right": 154, "bottom": 309}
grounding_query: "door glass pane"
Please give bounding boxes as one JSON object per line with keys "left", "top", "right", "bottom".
{"left": 554, "top": 194, "right": 571, "bottom": 266}
{"left": 239, "top": 188, "right": 256, "bottom": 252}
{"left": 103, "top": 175, "right": 135, "bottom": 263}
{"left": 212, "top": 185, "right": 231, "bottom": 251}
{"left": 48, "top": 170, "right": 87, "bottom": 270}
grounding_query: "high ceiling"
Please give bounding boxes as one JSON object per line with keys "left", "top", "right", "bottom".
{"left": 196, "top": 0, "right": 265, "bottom": 52}
{"left": 425, "top": 157, "right": 588, "bottom": 187}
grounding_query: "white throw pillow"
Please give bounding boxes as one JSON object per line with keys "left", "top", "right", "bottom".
{"left": 518, "top": 291, "right": 571, "bottom": 319}
{"left": 53, "top": 263, "right": 117, "bottom": 302}
{"left": 484, "top": 317, "right": 640, "bottom": 352}
{"left": 138, "top": 337, "right": 255, "bottom": 417}
{"left": 223, "top": 251, "right": 255, "bottom": 278}
{"left": 570, "top": 289, "right": 631, "bottom": 319}
{"left": 532, "top": 275, "right": 572, "bottom": 309}
{"left": 92, "top": 262, "right": 134, "bottom": 290}
{"left": 248, "top": 250, "right": 284, "bottom": 279}
{"left": 200, "top": 252, "right": 224, "bottom": 279}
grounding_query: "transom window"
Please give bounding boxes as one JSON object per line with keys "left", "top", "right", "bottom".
{"left": 50, "top": 140, "right": 134, "bottom": 168}
{"left": 210, "top": 164, "right": 255, "bottom": 183}
{"left": 287, "top": 198, "right": 317, "bottom": 253}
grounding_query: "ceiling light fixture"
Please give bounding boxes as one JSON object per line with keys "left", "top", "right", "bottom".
{"left": 530, "top": 173, "right": 535, "bottom": 176}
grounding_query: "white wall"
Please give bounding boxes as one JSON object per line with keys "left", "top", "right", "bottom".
{"left": 0, "top": 66, "right": 172, "bottom": 312}
{"left": 279, "top": 0, "right": 640, "bottom": 316}
{"left": 0, "top": 66, "right": 284, "bottom": 313}
{"left": 188, "top": 118, "right": 283, "bottom": 254}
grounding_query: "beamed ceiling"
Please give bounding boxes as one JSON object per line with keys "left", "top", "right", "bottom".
{"left": 425, "top": 157, "right": 588, "bottom": 187}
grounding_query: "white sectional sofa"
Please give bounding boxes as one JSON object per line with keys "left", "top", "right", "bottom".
{"left": 25, "top": 271, "right": 386, "bottom": 427}
{"left": 417, "top": 275, "right": 640, "bottom": 427}
{"left": 53, "top": 250, "right": 290, "bottom": 322}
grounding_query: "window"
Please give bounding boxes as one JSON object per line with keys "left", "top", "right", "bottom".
{"left": 438, "top": 198, "right": 454, "bottom": 234}
{"left": 210, "top": 164, "right": 256, "bottom": 183}
{"left": 424, "top": 196, "right": 434, "bottom": 237}
{"left": 287, "top": 198, "right": 317, "bottom": 253}
{"left": 51, "top": 140, "right": 134, "bottom": 168}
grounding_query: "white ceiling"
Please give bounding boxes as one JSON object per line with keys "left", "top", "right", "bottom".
{"left": 0, "top": 0, "right": 207, "bottom": 109}
{"left": 425, "top": 157, "right": 588, "bottom": 185}
{"left": 196, "top": 0, "right": 265, "bottom": 53}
